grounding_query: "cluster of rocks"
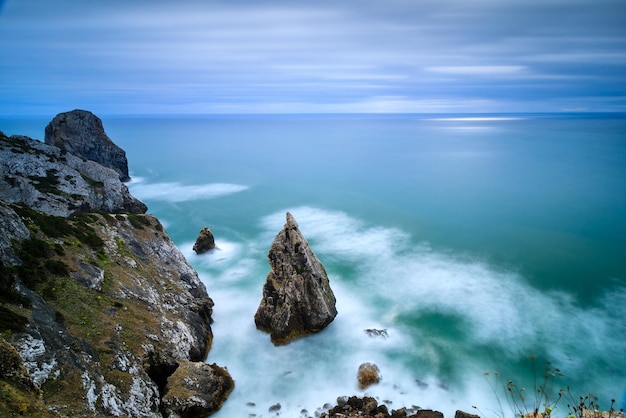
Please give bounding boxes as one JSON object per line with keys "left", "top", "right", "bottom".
{"left": 320, "top": 396, "right": 449, "bottom": 418}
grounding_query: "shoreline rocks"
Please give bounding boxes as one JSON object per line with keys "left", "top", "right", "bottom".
{"left": 254, "top": 212, "right": 337, "bottom": 345}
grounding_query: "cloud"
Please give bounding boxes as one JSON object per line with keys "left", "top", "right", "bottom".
{"left": 128, "top": 181, "right": 248, "bottom": 202}
{"left": 424, "top": 66, "right": 528, "bottom": 75}
{"left": 0, "top": 0, "right": 625, "bottom": 114}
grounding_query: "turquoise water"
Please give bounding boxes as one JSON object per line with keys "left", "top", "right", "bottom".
{"left": 2, "top": 114, "right": 625, "bottom": 416}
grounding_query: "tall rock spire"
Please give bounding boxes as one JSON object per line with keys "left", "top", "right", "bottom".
{"left": 255, "top": 212, "right": 337, "bottom": 345}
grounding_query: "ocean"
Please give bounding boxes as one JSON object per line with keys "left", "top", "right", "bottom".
{"left": 2, "top": 113, "right": 625, "bottom": 417}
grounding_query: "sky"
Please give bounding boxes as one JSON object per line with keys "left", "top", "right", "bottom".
{"left": 0, "top": 0, "right": 625, "bottom": 115}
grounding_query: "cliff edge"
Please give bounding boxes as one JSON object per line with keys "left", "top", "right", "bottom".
{"left": 0, "top": 114, "right": 232, "bottom": 417}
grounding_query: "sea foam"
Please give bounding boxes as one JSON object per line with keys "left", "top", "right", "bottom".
{"left": 194, "top": 206, "right": 625, "bottom": 417}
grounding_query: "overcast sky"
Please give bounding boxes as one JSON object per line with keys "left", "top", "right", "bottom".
{"left": 0, "top": 0, "right": 625, "bottom": 115}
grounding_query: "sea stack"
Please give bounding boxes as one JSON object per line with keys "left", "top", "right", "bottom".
{"left": 44, "top": 109, "right": 131, "bottom": 181}
{"left": 255, "top": 212, "right": 337, "bottom": 345}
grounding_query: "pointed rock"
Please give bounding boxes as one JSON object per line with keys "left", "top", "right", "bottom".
{"left": 254, "top": 212, "right": 337, "bottom": 345}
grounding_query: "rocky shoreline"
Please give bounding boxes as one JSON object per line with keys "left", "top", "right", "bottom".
{"left": 5, "top": 110, "right": 619, "bottom": 418}
{"left": 0, "top": 110, "right": 232, "bottom": 417}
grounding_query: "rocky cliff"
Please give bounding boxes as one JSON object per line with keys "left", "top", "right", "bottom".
{"left": 1, "top": 132, "right": 146, "bottom": 217}
{"left": 0, "top": 116, "right": 232, "bottom": 417}
{"left": 255, "top": 212, "right": 337, "bottom": 345}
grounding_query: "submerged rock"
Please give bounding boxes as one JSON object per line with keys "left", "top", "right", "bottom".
{"left": 162, "top": 359, "right": 234, "bottom": 418}
{"left": 254, "top": 212, "right": 337, "bottom": 345}
{"left": 193, "top": 226, "right": 216, "bottom": 254}
{"left": 44, "top": 109, "right": 130, "bottom": 181}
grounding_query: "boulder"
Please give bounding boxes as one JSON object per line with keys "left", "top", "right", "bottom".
{"left": 254, "top": 212, "right": 337, "bottom": 345}
{"left": 357, "top": 362, "right": 381, "bottom": 389}
{"left": 44, "top": 109, "right": 130, "bottom": 181}
{"left": 456, "top": 410, "right": 481, "bottom": 418}
{"left": 162, "top": 360, "right": 234, "bottom": 418}
{"left": 193, "top": 226, "right": 216, "bottom": 254}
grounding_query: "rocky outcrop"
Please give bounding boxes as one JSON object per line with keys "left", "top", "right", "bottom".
{"left": 0, "top": 117, "right": 230, "bottom": 417}
{"left": 357, "top": 362, "right": 381, "bottom": 389}
{"left": 193, "top": 226, "right": 216, "bottom": 254}
{"left": 162, "top": 360, "right": 234, "bottom": 418}
{"left": 0, "top": 131, "right": 146, "bottom": 216}
{"left": 254, "top": 212, "right": 337, "bottom": 345}
{"left": 321, "top": 396, "right": 443, "bottom": 418}
{"left": 44, "top": 109, "right": 130, "bottom": 181}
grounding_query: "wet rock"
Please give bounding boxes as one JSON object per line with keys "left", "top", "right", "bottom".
{"left": 254, "top": 212, "right": 337, "bottom": 345}
{"left": 455, "top": 411, "right": 481, "bottom": 418}
{"left": 162, "top": 360, "right": 234, "bottom": 418}
{"left": 44, "top": 109, "right": 130, "bottom": 181}
{"left": 193, "top": 226, "right": 216, "bottom": 254}
{"left": 323, "top": 396, "right": 422, "bottom": 418}
{"left": 357, "top": 362, "right": 381, "bottom": 389}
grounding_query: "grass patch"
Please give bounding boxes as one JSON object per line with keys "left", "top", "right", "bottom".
{"left": 0, "top": 307, "right": 28, "bottom": 333}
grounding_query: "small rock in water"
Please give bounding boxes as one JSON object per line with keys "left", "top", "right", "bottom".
{"left": 357, "top": 362, "right": 381, "bottom": 389}
{"left": 193, "top": 226, "right": 216, "bottom": 254}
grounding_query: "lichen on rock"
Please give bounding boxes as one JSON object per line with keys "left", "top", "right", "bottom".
{"left": 254, "top": 212, "right": 337, "bottom": 345}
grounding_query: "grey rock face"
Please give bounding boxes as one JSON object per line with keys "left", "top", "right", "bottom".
{"left": 0, "top": 201, "right": 30, "bottom": 266}
{"left": 0, "top": 132, "right": 146, "bottom": 216}
{"left": 254, "top": 212, "right": 337, "bottom": 345}
{"left": 162, "top": 360, "right": 234, "bottom": 418}
{"left": 44, "top": 109, "right": 130, "bottom": 181}
{"left": 193, "top": 226, "right": 216, "bottom": 254}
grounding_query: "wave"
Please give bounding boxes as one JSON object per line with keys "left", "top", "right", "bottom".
{"left": 128, "top": 181, "right": 249, "bottom": 202}
{"left": 193, "top": 206, "right": 625, "bottom": 417}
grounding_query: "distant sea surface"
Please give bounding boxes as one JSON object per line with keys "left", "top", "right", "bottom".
{"left": 2, "top": 113, "right": 625, "bottom": 417}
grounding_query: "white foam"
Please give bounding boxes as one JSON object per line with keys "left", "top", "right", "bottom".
{"left": 128, "top": 181, "right": 248, "bottom": 202}
{"left": 190, "top": 206, "right": 625, "bottom": 417}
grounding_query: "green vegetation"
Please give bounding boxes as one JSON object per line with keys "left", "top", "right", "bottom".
{"left": 0, "top": 381, "right": 56, "bottom": 418}
{"left": 478, "top": 357, "right": 623, "bottom": 418}
{"left": 28, "top": 169, "right": 61, "bottom": 195}
{"left": 127, "top": 213, "right": 152, "bottom": 229}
